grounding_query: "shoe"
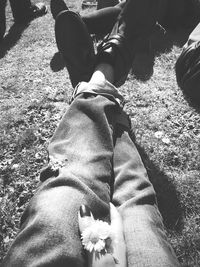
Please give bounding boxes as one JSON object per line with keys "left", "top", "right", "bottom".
{"left": 97, "top": 24, "right": 134, "bottom": 87}
{"left": 55, "top": 10, "right": 96, "bottom": 88}
{"left": 31, "top": 3, "right": 48, "bottom": 19}
{"left": 96, "top": 0, "right": 158, "bottom": 87}
{"left": 15, "top": 3, "right": 47, "bottom": 23}
{"left": 50, "top": 0, "right": 68, "bottom": 20}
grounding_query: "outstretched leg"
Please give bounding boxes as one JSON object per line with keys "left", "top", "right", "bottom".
{"left": 9, "top": 0, "right": 47, "bottom": 23}
{"left": 82, "top": 1, "right": 126, "bottom": 35}
{"left": 2, "top": 75, "right": 125, "bottom": 267}
{"left": 112, "top": 123, "right": 180, "bottom": 267}
{"left": 51, "top": 0, "right": 126, "bottom": 35}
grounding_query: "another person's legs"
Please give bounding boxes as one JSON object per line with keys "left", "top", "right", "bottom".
{"left": 51, "top": 0, "right": 126, "bottom": 35}
{"left": 175, "top": 22, "right": 200, "bottom": 103}
{"left": 81, "top": 0, "right": 126, "bottom": 35}
{"left": 55, "top": 0, "right": 159, "bottom": 88}
{"left": 9, "top": 0, "right": 47, "bottom": 23}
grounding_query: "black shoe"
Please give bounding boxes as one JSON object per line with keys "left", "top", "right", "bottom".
{"left": 15, "top": 3, "right": 47, "bottom": 23}
{"left": 50, "top": 0, "right": 68, "bottom": 20}
{"left": 31, "top": 3, "right": 48, "bottom": 19}
{"left": 97, "top": 25, "right": 134, "bottom": 87}
{"left": 55, "top": 10, "right": 96, "bottom": 88}
{"left": 97, "top": 0, "right": 158, "bottom": 87}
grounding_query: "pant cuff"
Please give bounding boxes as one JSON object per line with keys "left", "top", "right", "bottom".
{"left": 70, "top": 80, "right": 125, "bottom": 108}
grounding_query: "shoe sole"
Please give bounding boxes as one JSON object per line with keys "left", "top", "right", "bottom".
{"left": 55, "top": 10, "right": 95, "bottom": 87}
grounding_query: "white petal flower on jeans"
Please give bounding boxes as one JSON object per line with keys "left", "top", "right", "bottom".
{"left": 81, "top": 219, "right": 115, "bottom": 254}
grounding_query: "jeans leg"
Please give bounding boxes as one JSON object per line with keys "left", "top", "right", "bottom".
{"left": 2, "top": 82, "right": 125, "bottom": 267}
{"left": 112, "top": 125, "right": 180, "bottom": 267}
{"left": 82, "top": 1, "right": 126, "bottom": 35}
{"left": 9, "top": 0, "right": 32, "bottom": 21}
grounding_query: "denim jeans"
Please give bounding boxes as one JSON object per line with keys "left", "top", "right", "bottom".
{"left": 2, "top": 81, "right": 180, "bottom": 267}
{"left": 82, "top": 0, "right": 125, "bottom": 35}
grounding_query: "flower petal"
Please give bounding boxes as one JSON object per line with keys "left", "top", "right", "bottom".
{"left": 81, "top": 219, "right": 115, "bottom": 254}
{"left": 94, "top": 239, "right": 105, "bottom": 252}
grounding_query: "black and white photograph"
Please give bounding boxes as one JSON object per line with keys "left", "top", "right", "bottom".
{"left": 0, "top": 0, "right": 200, "bottom": 266}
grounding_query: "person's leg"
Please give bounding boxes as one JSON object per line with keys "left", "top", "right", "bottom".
{"left": 81, "top": 0, "right": 126, "bottom": 35}
{"left": 96, "top": 0, "right": 158, "bottom": 87}
{"left": 2, "top": 65, "right": 126, "bottom": 266}
{"left": 0, "top": 0, "right": 6, "bottom": 41}
{"left": 50, "top": 0, "right": 69, "bottom": 20}
{"left": 9, "top": 0, "right": 47, "bottom": 23}
{"left": 55, "top": 10, "right": 96, "bottom": 88}
{"left": 85, "top": 2, "right": 180, "bottom": 264}
{"left": 55, "top": 0, "right": 158, "bottom": 89}
{"left": 112, "top": 125, "right": 180, "bottom": 267}
{"left": 51, "top": 0, "right": 125, "bottom": 35}
{"left": 175, "top": 22, "right": 200, "bottom": 103}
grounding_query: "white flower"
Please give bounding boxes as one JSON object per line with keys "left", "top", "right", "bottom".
{"left": 81, "top": 219, "right": 115, "bottom": 254}
{"left": 162, "top": 137, "right": 170, "bottom": 144}
{"left": 155, "top": 131, "right": 163, "bottom": 139}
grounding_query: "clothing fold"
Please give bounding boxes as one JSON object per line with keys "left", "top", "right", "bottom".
{"left": 2, "top": 81, "right": 180, "bottom": 267}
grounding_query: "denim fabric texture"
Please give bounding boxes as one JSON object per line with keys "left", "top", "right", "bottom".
{"left": 2, "top": 81, "right": 180, "bottom": 267}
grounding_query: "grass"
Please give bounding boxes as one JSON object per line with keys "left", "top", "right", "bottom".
{"left": 0, "top": 0, "right": 200, "bottom": 266}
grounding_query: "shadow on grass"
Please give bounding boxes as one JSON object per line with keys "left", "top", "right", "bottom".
{"left": 136, "top": 144, "right": 184, "bottom": 232}
{"left": 0, "top": 22, "right": 29, "bottom": 59}
{"left": 112, "top": 125, "right": 184, "bottom": 232}
{"left": 180, "top": 91, "right": 200, "bottom": 111}
{"left": 131, "top": 51, "right": 155, "bottom": 81}
{"left": 131, "top": 27, "right": 191, "bottom": 81}
{"left": 175, "top": 57, "right": 200, "bottom": 109}
{"left": 50, "top": 52, "right": 65, "bottom": 72}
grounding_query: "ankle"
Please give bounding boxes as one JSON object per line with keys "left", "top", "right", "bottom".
{"left": 89, "top": 63, "right": 114, "bottom": 85}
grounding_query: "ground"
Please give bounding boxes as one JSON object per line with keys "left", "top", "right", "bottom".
{"left": 0, "top": 0, "right": 200, "bottom": 266}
